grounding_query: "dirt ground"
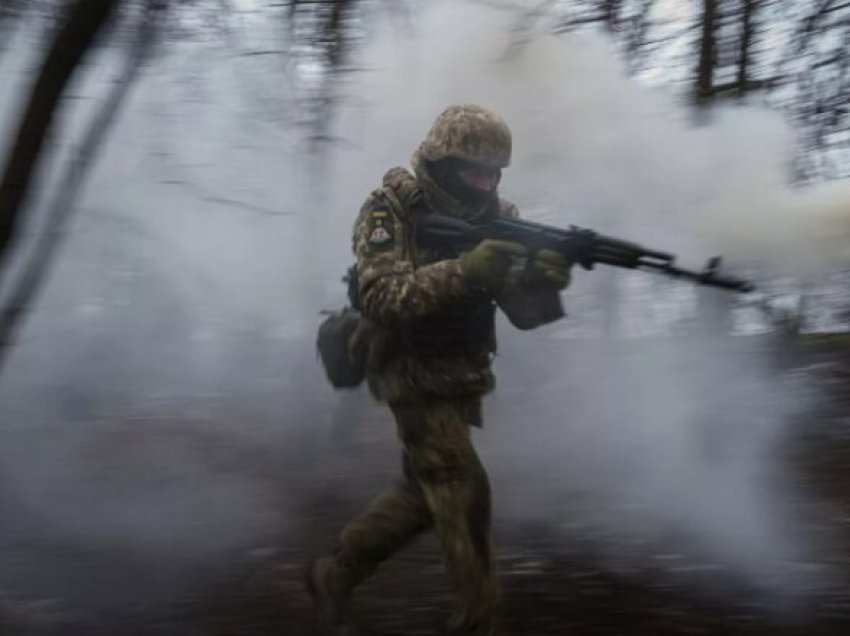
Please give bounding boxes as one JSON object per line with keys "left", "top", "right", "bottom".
{"left": 2, "top": 338, "right": 850, "bottom": 635}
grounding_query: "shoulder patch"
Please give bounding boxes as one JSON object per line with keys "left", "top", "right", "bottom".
{"left": 369, "top": 225, "right": 393, "bottom": 245}
{"left": 366, "top": 206, "right": 395, "bottom": 249}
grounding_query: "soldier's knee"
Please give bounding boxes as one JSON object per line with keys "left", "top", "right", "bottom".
{"left": 338, "top": 515, "right": 415, "bottom": 566}
{"left": 338, "top": 519, "right": 378, "bottom": 555}
{"left": 335, "top": 523, "right": 383, "bottom": 582}
{"left": 338, "top": 522, "right": 359, "bottom": 550}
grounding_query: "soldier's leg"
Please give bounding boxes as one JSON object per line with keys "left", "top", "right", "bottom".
{"left": 391, "top": 398, "right": 499, "bottom": 636}
{"left": 334, "top": 462, "right": 432, "bottom": 581}
{"left": 308, "top": 447, "right": 432, "bottom": 628}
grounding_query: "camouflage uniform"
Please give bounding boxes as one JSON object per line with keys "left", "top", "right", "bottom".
{"left": 310, "top": 105, "right": 561, "bottom": 635}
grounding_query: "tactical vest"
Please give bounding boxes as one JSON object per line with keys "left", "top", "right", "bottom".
{"left": 377, "top": 167, "right": 497, "bottom": 357}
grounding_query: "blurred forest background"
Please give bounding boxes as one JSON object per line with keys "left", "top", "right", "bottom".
{"left": 1, "top": 1, "right": 850, "bottom": 635}
{"left": 1, "top": 0, "right": 849, "bottom": 370}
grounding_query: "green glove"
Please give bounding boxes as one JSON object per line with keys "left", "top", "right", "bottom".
{"left": 531, "top": 248, "right": 571, "bottom": 290}
{"left": 458, "top": 239, "right": 527, "bottom": 291}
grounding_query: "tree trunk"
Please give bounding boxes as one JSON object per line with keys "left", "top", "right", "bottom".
{"left": 0, "top": 0, "right": 119, "bottom": 269}
{"left": 694, "top": 0, "right": 718, "bottom": 107}
{"left": 0, "top": 1, "right": 161, "bottom": 372}
{"left": 600, "top": 0, "right": 620, "bottom": 32}
{"left": 736, "top": 0, "right": 756, "bottom": 100}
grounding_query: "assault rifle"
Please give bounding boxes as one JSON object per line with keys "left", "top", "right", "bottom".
{"left": 417, "top": 212, "right": 755, "bottom": 293}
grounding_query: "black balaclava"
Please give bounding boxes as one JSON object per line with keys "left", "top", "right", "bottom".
{"left": 426, "top": 157, "right": 501, "bottom": 210}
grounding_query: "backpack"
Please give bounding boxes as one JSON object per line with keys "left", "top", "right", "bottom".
{"left": 316, "top": 307, "right": 366, "bottom": 389}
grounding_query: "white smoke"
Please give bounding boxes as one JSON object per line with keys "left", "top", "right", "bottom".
{"left": 323, "top": 0, "right": 843, "bottom": 596}
{"left": 0, "top": 0, "right": 844, "bottom": 613}
{"left": 327, "top": 2, "right": 850, "bottom": 270}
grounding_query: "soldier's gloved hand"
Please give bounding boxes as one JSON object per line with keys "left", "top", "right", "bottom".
{"left": 530, "top": 249, "right": 571, "bottom": 290}
{"left": 458, "top": 240, "right": 527, "bottom": 291}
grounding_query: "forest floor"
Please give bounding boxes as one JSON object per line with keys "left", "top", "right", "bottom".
{"left": 2, "top": 337, "right": 850, "bottom": 635}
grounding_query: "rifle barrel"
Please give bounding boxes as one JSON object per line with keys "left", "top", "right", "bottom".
{"left": 639, "top": 260, "right": 754, "bottom": 292}
{"left": 419, "top": 212, "right": 755, "bottom": 293}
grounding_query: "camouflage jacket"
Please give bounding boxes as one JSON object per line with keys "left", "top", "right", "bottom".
{"left": 352, "top": 165, "right": 560, "bottom": 403}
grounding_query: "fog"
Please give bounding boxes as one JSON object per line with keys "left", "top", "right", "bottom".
{"left": 0, "top": 0, "right": 847, "bottom": 621}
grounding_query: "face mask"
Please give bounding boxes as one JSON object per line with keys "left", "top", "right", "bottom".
{"left": 427, "top": 158, "right": 501, "bottom": 207}
{"left": 457, "top": 164, "right": 501, "bottom": 194}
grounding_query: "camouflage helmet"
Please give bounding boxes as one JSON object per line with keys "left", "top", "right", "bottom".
{"left": 418, "top": 104, "right": 512, "bottom": 169}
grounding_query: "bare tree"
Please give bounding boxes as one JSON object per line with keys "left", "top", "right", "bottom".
{"left": 694, "top": 0, "right": 719, "bottom": 107}
{"left": 685, "top": 0, "right": 848, "bottom": 178}
{"left": 548, "top": 0, "right": 678, "bottom": 76}
{"left": 287, "top": 0, "right": 363, "bottom": 146}
{"left": 0, "top": 0, "right": 164, "bottom": 371}
{"left": 783, "top": 0, "right": 850, "bottom": 180}
{"left": 0, "top": 0, "right": 120, "bottom": 269}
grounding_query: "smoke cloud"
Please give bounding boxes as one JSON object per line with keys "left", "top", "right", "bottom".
{"left": 324, "top": 0, "right": 840, "bottom": 597}
{"left": 0, "top": 0, "right": 843, "bottom": 618}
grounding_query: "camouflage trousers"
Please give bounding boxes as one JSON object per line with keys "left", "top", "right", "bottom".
{"left": 332, "top": 396, "right": 499, "bottom": 635}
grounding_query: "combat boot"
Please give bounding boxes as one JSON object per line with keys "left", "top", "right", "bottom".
{"left": 305, "top": 554, "right": 354, "bottom": 634}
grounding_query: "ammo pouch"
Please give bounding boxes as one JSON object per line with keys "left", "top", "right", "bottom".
{"left": 316, "top": 308, "right": 367, "bottom": 389}
{"left": 496, "top": 285, "right": 565, "bottom": 330}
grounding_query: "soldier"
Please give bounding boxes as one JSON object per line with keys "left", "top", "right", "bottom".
{"left": 306, "top": 104, "right": 571, "bottom": 635}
